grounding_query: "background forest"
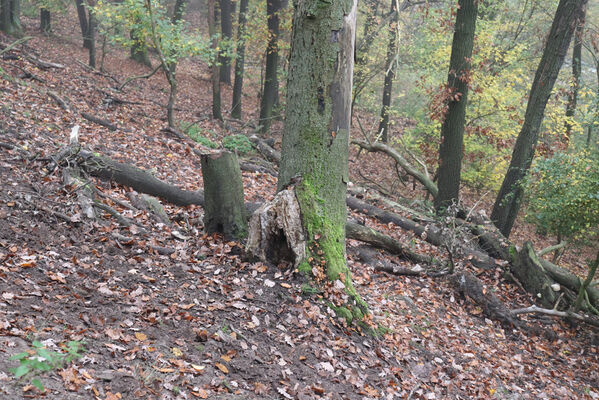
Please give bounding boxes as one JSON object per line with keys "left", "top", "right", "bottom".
{"left": 0, "top": 0, "right": 598, "bottom": 398}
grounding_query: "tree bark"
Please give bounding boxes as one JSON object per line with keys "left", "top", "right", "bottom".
{"left": 40, "top": 8, "right": 51, "bottom": 33}
{"left": 435, "top": 0, "right": 478, "bottom": 212}
{"left": 491, "top": 0, "right": 587, "bottom": 237}
{"left": 201, "top": 151, "right": 247, "bottom": 239}
{"left": 88, "top": 4, "right": 96, "bottom": 68}
{"left": 208, "top": 0, "right": 223, "bottom": 120}
{"left": 0, "top": 0, "right": 21, "bottom": 35}
{"left": 377, "top": 0, "right": 398, "bottom": 143}
{"left": 276, "top": 0, "right": 367, "bottom": 318}
{"left": 75, "top": 0, "right": 89, "bottom": 48}
{"left": 564, "top": 14, "right": 585, "bottom": 143}
{"left": 258, "top": 0, "right": 281, "bottom": 135}
{"left": 218, "top": 0, "right": 233, "bottom": 84}
{"left": 230, "top": 0, "right": 248, "bottom": 119}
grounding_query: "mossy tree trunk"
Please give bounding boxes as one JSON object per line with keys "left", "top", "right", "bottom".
{"left": 435, "top": 0, "right": 478, "bottom": 212}
{"left": 0, "top": 0, "right": 22, "bottom": 35}
{"left": 230, "top": 0, "right": 249, "bottom": 119}
{"left": 491, "top": 0, "right": 587, "bottom": 237}
{"left": 201, "top": 151, "right": 247, "bottom": 240}
{"left": 278, "top": 0, "right": 366, "bottom": 319}
{"left": 258, "top": 0, "right": 281, "bottom": 135}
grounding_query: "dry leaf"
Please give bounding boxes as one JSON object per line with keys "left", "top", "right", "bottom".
{"left": 135, "top": 332, "right": 147, "bottom": 341}
{"left": 215, "top": 362, "right": 229, "bottom": 374}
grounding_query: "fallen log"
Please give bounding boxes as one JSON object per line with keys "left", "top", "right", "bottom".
{"left": 353, "top": 246, "right": 425, "bottom": 276}
{"left": 249, "top": 135, "right": 281, "bottom": 164}
{"left": 346, "top": 222, "right": 436, "bottom": 265}
{"left": 76, "top": 150, "right": 204, "bottom": 206}
{"left": 450, "top": 271, "right": 525, "bottom": 329}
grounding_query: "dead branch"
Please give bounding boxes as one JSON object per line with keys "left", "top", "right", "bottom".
{"left": 512, "top": 305, "right": 599, "bottom": 327}
{"left": 118, "top": 64, "right": 162, "bottom": 91}
{"left": 0, "top": 36, "right": 33, "bottom": 57}
{"left": 538, "top": 241, "right": 567, "bottom": 257}
{"left": 81, "top": 112, "right": 118, "bottom": 131}
{"left": 47, "top": 91, "right": 71, "bottom": 112}
{"left": 352, "top": 140, "right": 438, "bottom": 198}
{"left": 24, "top": 53, "right": 65, "bottom": 69}
{"left": 249, "top": 135, "right": 281, "bottom": 164}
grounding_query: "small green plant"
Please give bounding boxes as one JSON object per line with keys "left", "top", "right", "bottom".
{"left": 9, "top": 340, "right": 85, "bottom": 391}
{"left": 222, "top": 134, "right": 253, "bottom": 155}
{"left": 181, "top": 123, "right": 218, "bottom": 149}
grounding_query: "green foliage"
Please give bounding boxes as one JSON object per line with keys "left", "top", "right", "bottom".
{"left": 9, "top": 340, "right": 85, "bottom": 391}
{"left": 222, "top": 134, "right": 253, "bottom": 155}
{"left": 94, "top": 0, "right": 212, "bottom": 66}
{"left": 180, "top": 122, "right": 218, "bottom": 148}
{"left": 524, "top": 150, "right": 599, "bottom": 242}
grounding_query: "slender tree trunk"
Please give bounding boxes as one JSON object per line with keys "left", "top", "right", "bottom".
{"left": 377, "top": 0, "right": 399, "bottom": 143}
{"left": 172, "top": 0, "right": 186, "bottom": 23}
{"left": 88, "top": 5, "right": 96, "bottom": 68}
{"left": 564, "top": 14, "right": 585, "bottom": 143}
{"left": 278, "top": 0, "right": 367, "bottom": 319}
{"left": 218, "top": 0, "right": 233, "bottom": 84}
{"left": 259, "top": 0, "right": 281, "bottom": 135}
{"left": 164, "top": 0, "right": 186, "bottom": 128}
{"left": 491, "top": 0, "right": 587, "bottom": 237}
{"left": 208, "top": 0, "right": 223, "bottom": 120}
{"left": 75, "top": 0, "right": 89, "bottom": 48}
{"left": 230, "top": 0, "right": 248, "bottom": 119}
{"left": 435, "top": 0, "right": 478, "bottom": 212}
{"left": 40, "top": 8, "right": 51, "bottom": 33}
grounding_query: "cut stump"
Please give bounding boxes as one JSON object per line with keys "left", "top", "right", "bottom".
{"left": 201, "top": 151, "right": 247, "bottom": 240}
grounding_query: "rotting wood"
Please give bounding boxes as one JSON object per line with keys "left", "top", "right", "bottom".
{"left": 353, "top": 246, "right": 426, "bottom": 276}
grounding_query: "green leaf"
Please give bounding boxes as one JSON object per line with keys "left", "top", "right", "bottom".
{"left": 9, "top": 352, "right": 29, "bottom": 361}
{"left": 32, "top": 378, "right": 44, "bottom": 391}
{"left": 12, "top": 364, "right": 30, "bottom": 378}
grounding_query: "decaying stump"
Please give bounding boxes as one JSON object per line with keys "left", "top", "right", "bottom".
{"left": 201, "top": 151, "right": 247, "bottom": 240}
{"left": 510, "top": 242, "right": 560, "bottom": 308}
{"left": 246, "top": 187, "right": 306, "bottom": 267}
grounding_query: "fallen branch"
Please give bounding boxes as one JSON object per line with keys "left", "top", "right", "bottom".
{"left": 47, "top": 91, "right": 71, "bottom": 112}
{"left": 81, "top": 112, "right": 118, "bottom": 131}
{"left": 118, "top": 63, "right": 162, "bottom": 91}
{"left": 512, "top": 305, "right": 599, "bottom": 327}
{"left": 249, "top": 135, "right": 281, "bottom": 164}
{"left": 24, "top": 53, "right": 65, "bottom": 69}
{"left": 0, "top": 36, "right": 34, "bottom": 57}
{"left": 538, "top": 241, "right": 567, "bottom": 257}
{"left": 352, "top": 140, "right": 438, "bottom": 198}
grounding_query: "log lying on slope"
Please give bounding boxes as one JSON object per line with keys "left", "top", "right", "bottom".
{"left": 77, "top": 150, "right": 204, "bottom": 206}
{"left": 346, "top": 222, "right": 436, "bottom": 265}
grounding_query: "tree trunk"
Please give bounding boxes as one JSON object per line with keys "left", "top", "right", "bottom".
{"left": 277, "top": 0, "right": 367, "bottom": 321}
{"left": 88, "top": 5, "right": 96, "bottom": 68}
{"left": 208, "top": 0, "right": 223, "bottom": 120}
{"left": 377, "top": 0, "right": 398, "bottom": 143}
{"left": 164, "top": 0, "right": 185, "bottom": 128}
{"left": 201, "top": 151, "right": 247, "bottom": 239}
{"left": 230, "top": 0, "right": 248, "bottom": 119}
{"left": 0, "top": 0, "right": 21, "bottom": 35}
{"left": 435, "top": 0, "right": 478, "bottom": 212}
{"left": 218, "top": 0, "right": 233, "bottom": 84}
{"left": 564, "top": 15, "right": 584, "bottom": 143}
{"left": 40, "top": 8, "right": 51, "bottom": 33}
{"left": 491, "top": 0, "right": 587, "bottom": 237}
{"left": 258, "top": 0, "right": 281, "bottom": 135}
{"left": 75, "top": 0, "right": 89, "bottom": 49}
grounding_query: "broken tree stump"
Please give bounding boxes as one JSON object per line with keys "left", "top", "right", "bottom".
{"left": 201, "top": 151, "right": 247, "bottom": 240}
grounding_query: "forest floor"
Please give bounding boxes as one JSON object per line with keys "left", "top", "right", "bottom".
{"left": 0, "top": 10, "right": 598, "bottom": 400}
